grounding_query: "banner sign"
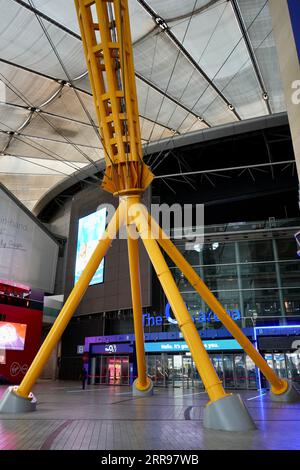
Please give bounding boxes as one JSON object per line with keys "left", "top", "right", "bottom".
{"left": 91, "top": 343, "right": 133, "bottom": 355}
{"left": 145, "top": 339, "right": 243, "bottom": 353}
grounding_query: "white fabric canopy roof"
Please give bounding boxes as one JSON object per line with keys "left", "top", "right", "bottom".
{"left": 0, "top": 0, "right": 285, "bottom": 210}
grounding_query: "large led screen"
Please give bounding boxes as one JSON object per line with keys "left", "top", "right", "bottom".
{"left": 74, "top": 208, "right": 107, "bottom": 286}
{"left": 0, "top": 321, "right": 27, "bottom": 351}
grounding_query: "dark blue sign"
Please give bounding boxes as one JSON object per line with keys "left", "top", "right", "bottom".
{"left": 142, "top": 303, "right": 241, "bottom": 327}
{"left": 91, "top": 343, "right": 133, "bottom": 355}
{"left": 288, "top": 0, "right": 300, "bottom": 62}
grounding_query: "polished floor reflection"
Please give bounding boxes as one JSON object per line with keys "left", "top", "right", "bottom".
{"left": 0, "top": 381, "right": 299, "bottom": 450}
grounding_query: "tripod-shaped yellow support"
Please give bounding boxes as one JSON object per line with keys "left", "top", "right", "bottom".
{"left": 0, "top": 0, "right": 298, "bottom": 429}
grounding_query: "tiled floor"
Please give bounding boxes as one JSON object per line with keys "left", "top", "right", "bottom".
{"left": 0, "top": 381, "right": 300, "bottom": 450}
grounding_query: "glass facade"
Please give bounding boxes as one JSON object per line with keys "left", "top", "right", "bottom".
{"left": 168, "top": 219, "right": 300, "bottom": 329}
{"left": 146, "top": 352, "right": 257, "bottom": 390}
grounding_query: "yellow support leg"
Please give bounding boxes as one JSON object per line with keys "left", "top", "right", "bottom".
{"left": 136, "top": 209, "right": 228, "bottom": 403}
{"left": 16, "top": 203, "right": 124, "bottom": 399}
{"left": 127, "top": 225, "right": 151, "bottom": 392}
{"left": 148, "top": 214, "right": 288, "bottom": 396}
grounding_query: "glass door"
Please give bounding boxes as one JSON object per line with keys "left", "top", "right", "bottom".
{"left": 245, "top": 355, "right": 257, "bottom": 389}
{"left": 223, "top": 355, "right": 235, "bottom": 388}
{"left": 262, "top": 354, "right": 274, "bottom": 389}
{"left": 173, "top": 355, "right": 183, "bottom": 387}
{"left": 146, "top": 355, "right": 156, "bottom": 384}
{"left": 273, "top": 353, "right": 287, "bottom": 379}
{"left": 211, "top": 355, "right": 224, "bottom": 385}
{"left": 155, "top": 354, "right": 167, "bottom": 387}
{"left": 166, "top": 356, "right": 174, "bottom": 387}
{"left": 182, "top": 356, "right": 192, "bottom": 388}
{"left": 120, "top": 357, "right": 129, "bottom": 385}
{"left": 191, "top": 358, "right": 204, "bottom": 390}
{"left": 100, "top": 356, "right": 130, "bottom": 385}
{"left": 286, "top": 352, "right": 300, "bottom": 389}
{"left": 107, "top": 357, "right": 117, "bottom": 384}
{"left": 234, "top": 354, "right": 246, "bottom": 389}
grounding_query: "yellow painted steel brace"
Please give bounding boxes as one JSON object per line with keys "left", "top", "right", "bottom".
{"left": 14, "top": 0, "right": 289, "bottom": 405}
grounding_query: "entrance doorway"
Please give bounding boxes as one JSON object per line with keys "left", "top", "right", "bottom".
{"left": 213, "top": 353, "right": 256, "bottom": 389}
{"left": 92, "top": 355, "right": 130, "bottom": 385}
{"left": 263, "top": 352, "right": 300, "bottom": 389}
{"left": 146, "top": 352, "right": 257, "bottom": 390}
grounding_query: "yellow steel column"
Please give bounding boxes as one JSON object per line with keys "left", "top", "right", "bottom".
{"left": 149, "top": 215, "right": 288, "bottom": 395}
{"left": 75, "top": 0, "right": 153, "bottom": 195}
{"left": 136, "top": 210, "right": 228, "bottom": 403}
{"left": 127, "top": 224, "right": 151, "bottom": 391}
{"left": 16, "top": 203, "right": 124, "bottom": 399}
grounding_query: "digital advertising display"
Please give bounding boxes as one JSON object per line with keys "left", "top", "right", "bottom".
{"left": 0, "top": 321, "right": 27, "bottom": 351}
{"left": 74, "top": 208, "right": 107, "bottom": 286}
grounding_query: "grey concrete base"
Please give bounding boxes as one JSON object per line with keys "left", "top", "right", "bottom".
{"left": 132, "top": 378, "right": 154, "bottom": 397}
{"left": 270, "top": 381, "right": 300, "bottom": 403}
{"left": 0, "top": 386, "right": 37, "bottom": 413}
{"left": 203, "top": 394, "right": 256, "bottom": 431}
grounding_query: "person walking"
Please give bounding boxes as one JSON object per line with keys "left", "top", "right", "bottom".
{"left": 81, "top": 367, "right": 87, "bottom": 390}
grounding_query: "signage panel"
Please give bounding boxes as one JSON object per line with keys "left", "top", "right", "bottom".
{"left": 144, "top": 339, "right": 243, "bottom": 353}
{"left": 142, "top": 305, "right": 241, "bottom": 327}
{"left": 91, "top": 343, "right": 133, "bottom": 355}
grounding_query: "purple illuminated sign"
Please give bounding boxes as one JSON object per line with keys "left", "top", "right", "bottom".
{"left": 91, "top": 343, "right": 133, "bottom": 355}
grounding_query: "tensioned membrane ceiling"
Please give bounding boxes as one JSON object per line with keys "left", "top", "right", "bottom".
{"left": 0, "top": 0, "right": 285, "bottom": 211}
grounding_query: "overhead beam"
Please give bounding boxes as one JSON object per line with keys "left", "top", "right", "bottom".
{"left": 154, "top": 160, "right": 295, "bottom": 180}
{"left": 145, "top": 112, "right": 289, "bottom": 154}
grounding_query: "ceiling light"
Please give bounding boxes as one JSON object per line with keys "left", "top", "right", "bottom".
{"left": 263, "top": 92, "right": 269, "bottom": 101}
{"left": 228, "top": 104, "right": 234, "bottom": 111}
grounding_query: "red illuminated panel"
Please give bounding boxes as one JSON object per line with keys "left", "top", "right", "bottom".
{"left": 0, "top": 321, "right": 27, "bottom": 351}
